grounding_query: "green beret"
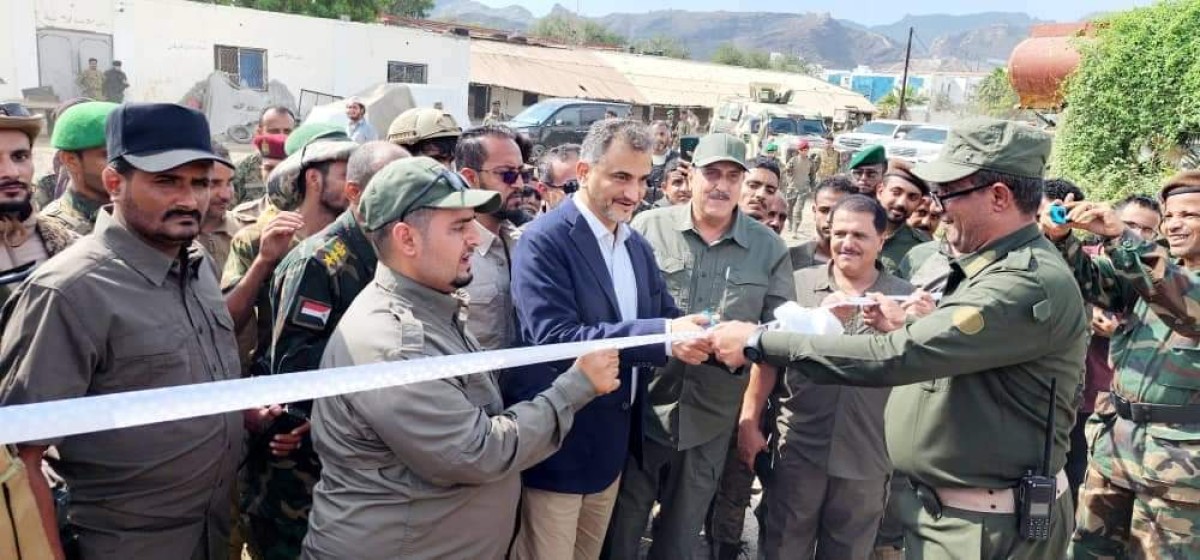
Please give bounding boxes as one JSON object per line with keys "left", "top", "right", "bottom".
{"left": 284, "top": 122, "right": 351, "bottom": 156}
{"left": 51, "top": 101, "right": 118, "bottom": 151}
{"left": 849, "top": 144, "right": 887, "bottom": 169}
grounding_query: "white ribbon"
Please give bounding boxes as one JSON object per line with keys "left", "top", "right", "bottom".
{"left": 0, "top": 333, "right": 690, "bottom": 445}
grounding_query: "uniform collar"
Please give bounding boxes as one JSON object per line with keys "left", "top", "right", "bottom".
{"left": 375, "top": 266, "right": 463, "bottom": 324}
{"left": 952, "top": 223, "right": 1042, "bottom": 280}
{"left": 670, "top": 203, "right": 752, "bottom": 248}
{"left": 95, "top": 206, "right": 202, "bottom": 287}
{"left": 62, "top": 179, "right": 105, "bottom": 224}
{"left": 812, "top": 261, "right": 885, "bottom": 293}
{"left": 473, "top": 219, "right": 515, "bottom": 257}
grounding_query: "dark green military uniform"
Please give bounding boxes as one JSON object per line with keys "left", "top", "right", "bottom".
{"left": 607, "top": 134, "right": 795, "bottom": 560}
{"left": 897, "top": 239, "right": 953, "bottom": 293}
{"left": 756, "top": 224, "right": 1087, "bottom": 559}
{"left": 38, "top": 183, "right": 104, "bottom": 236}
{"left": 880, "top": 223, "right": 931, "bottom": 275}
{"left": 1058, "top": 226, "right": 1200, "bottom": 559}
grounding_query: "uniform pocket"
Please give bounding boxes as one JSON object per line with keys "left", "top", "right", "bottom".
{"left": 1156, "top": 335, "right": 1200, "bottom": 390}
{"left": 658, "top": 256, "right": 691, "bottom": 311}
{"left": 721, "top": 269, "right": 768, "bottom": 322}
{"left": 98, "top": 326, "right": 190, "bottom": 392}
{"left": 1143, "top": 427, "right": 1200, "bottom": 503}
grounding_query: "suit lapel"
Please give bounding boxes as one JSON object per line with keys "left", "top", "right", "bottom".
{"left": 565, "top": 206, "right": 621, "bottom": 318}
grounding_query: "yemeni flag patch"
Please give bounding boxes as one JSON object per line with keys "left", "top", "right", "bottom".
{"left": 293, "top": 298, "right": 332, "bottom": 330}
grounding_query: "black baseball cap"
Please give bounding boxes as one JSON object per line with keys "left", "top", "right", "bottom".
{"left": 107, "top": 102, "right": 232, "bottom": 172}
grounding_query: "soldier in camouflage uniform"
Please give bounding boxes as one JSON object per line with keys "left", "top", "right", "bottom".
{"left": 232, "top": 106, "right": 295, "bottom": 206}
{"left": 226, "top": 136, "right": 358, "bottom": 560}
{"left": 1042, "top": 171, "right": 1200, "bottom": 559}
{"left": 38, "top": 101, "right": 118, "bottom": 236}
{"left": 815, "top": 136, "right": 841, "bottom": 182}
{"left": 241, "top": 143, "right": 409, "bottom": 560}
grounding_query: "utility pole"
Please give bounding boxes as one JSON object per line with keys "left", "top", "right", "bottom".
{"left": 898, "top": 26, "right": 914, "bottom": 120}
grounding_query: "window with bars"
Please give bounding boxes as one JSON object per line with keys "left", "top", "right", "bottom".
{"left": 215, "top": 45, "right": 267, "bottom": 91}
{"left": 387, "top": 61, "right": 428, "bottom": 84}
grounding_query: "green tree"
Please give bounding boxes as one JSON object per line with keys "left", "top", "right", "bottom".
{"left": 633, "top": 36, "right": 689, "bottom": 59}
{"left": 971, "top": 68, "right": 1020, "bottom": 119}
{"left": 387, "top": 0, "right": 434, "bottom": 18}
{"left": 530, "top": 13, "right": 626, "bottom": 47}
{"left": 711, "top": 43, "right": 814, "bottom": 75}
{"left": 769, "top": 53, "right": 816, "bottom": 76}
{"left": 875, "top": 89, "right": 930, "bottom": 118}
{"left": 1053, "top": 0, "right": 1200, "bottom": 200}
{"left": 201, "top": 0, "right": 391, "bottom": 22}
{"left": 711, "top": 42, "right": 746, "bottom": 67}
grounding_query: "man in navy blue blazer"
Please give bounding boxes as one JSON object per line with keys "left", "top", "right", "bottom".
{"left": 503, "top": 119, "right": 711, "bottom": 560}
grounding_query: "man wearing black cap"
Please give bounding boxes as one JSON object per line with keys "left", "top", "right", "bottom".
{"left": 0, "top": 102, "right": 244, "bottom": 560}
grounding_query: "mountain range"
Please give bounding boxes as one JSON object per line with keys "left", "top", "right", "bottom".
{"left": 430, "top": 1, "right": 1056, "bottom": 71}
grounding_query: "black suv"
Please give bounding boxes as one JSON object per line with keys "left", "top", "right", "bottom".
{"left": 506, "top": 98, "right": 632, "bottom": 157}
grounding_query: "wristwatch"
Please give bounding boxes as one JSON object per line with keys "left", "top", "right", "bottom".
{"left": 743, "top": 326, "right": 767, "bottom": 364}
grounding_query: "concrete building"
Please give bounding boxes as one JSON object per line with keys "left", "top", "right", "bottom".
{"left": 1, "top": 0, "right": 470, "bottom": 111}
{"left": 823, "top": 66, "right": 987, "bottom": 106}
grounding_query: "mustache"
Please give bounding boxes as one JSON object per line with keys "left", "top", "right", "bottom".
{"left": 0, "top": 179, "right": 31, "bottom": 190}
{"left": 164, "top": 209, "right": 203, "bottom": 221}
{"left": 707, "top": 190, "right": 731, "bottom": 201}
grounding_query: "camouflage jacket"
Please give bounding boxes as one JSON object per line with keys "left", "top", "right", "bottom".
{"left": 268, "top": 210, "right": 376, "bottom": 377}
{"left": 0, "top": 216, "right": 79, "bottom": 304}
{"left": 1059, "top": 231, "right": 1200, "bottom": 502}
{"left": 220, "top": 214, "right": 300, "bottom": 377}
{"left": 232, "top": 151, "right": 265, "bottom": 207}
{"left": 38, "top": 185, "right": 104, "bottom": 237}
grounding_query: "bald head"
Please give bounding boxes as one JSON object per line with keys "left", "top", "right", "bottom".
{"left": 348, "top": 141, "right": 410, "bottom": 188}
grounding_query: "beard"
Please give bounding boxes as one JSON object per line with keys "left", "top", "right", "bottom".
{"left": 452, "top": 272, "right": 473, "bottom": 289}
{"left": 0, "top": 199, "right": 34, "bottom": 222}
{"left": 490, "top": 206, "right": 526, "bottom": 223}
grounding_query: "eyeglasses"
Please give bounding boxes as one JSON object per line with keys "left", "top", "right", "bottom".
{"left": 851, "top": 168, "right": 881, "bottom": 179}
{"left": 396, "top": 170, "right": 470, "bottom": 222}
{"left": 479, "top": 167, "right": 534, "bottom": 185}
{"left": 0, "top": 103, "right": 33, "bottom": 117}
{"left": 545, "top": 179, "right": 580, "bottom": 195}
{"left": 930, "top": 181, "right": 996, "bottom": 208}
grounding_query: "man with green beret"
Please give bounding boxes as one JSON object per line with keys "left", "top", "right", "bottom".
{"left": 1040, "top": 172, "right": 1200, "bottom": 559}
{"left": 232, "top": 106, "right": 295, "bottom": 207}
{"left": 301, "top": 156, "right": 621, "bottom": 560}
{"left": 849, "top": 144, "right": 887, "bottom": 194}
{"left": 709, "top": 117, "right": 1088, "bottom": 560}
{"left": 39, "top": 101, "right": 118, "bottom": 236}
{"left": 0, "top": 103, "right": 76, "bottom": 304}
{"left": 606, "top": 132, "right": 793, "bottom": 559}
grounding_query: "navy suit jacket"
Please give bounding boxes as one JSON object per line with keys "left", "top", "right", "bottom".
{"left": 501, "top": 199, "right": 681, "bottom": 494}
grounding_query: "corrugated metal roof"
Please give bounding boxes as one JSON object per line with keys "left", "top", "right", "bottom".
{"left": 470, "top": 40, "right": 645, "bottom": 104}
{"left": 592, "top": 51, "right": 876, "bottom": 116}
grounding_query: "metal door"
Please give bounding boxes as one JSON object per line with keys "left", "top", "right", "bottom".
{"left": 37, "top": 29, "right": 113, "bottom": 101}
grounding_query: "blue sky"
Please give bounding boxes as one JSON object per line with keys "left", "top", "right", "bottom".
{"left": 476, "top": 0, "right": 1153, "bottom": 25}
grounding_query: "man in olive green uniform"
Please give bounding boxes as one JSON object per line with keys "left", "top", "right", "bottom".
{"left": 232, "top": 106, "right": 295, "bottom": 206}
{"left": 784, "top": 140, "right": 815, "bottom": 234}
{"left": 302, "top": 156, "right": 621, "bottom": 560}
{"left": 238, "top": 142, "right": 408, "bottom": 560}
{"left": 790, "top": 176, "right": 858, "bottom": 270}
{"left": 76, "top": 58, "right": 104, "bottom": 100}
{"left": 711, "top": 118, "right": 1089, "bottom": 560}
{"left": 39, "top": 101, "right": 118, "bottom": 236}
{"left": 876, "top": 159, "right": 932, "bottom": 274}
{"left": 1043, "top": 172, "right": 1200, "bottom": 559}
{"left": 1, "top": 102, "right": 242, "bottom": 560}
{"left": 742, "top": 195, "right": 913, "bottom": 560}
{"left": 849, "top": 144, "right": 886, "bottom": 195}
{"left": 605, "top": 133, "right": 794, "bottom": 559}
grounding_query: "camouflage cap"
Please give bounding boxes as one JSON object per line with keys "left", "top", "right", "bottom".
{"left": 849, "top": 144, "right": 887, "bottom": 169}
{"left": 913, "top": 118, "right": 1051, "bottom": 184}
{"left": 266, "top": 139, "right": 358, "bottom": 211}
{"left": 386, "top": 108, "right": 461, "bottom": 146}
{"left": 693, "top": 133, "right": 747, "bottom": 170}
{"left": 360, "top": 156, "right": 500, "bottom": 232}
{"left": 284, "top": 121, "right": 351, "bottom": 156}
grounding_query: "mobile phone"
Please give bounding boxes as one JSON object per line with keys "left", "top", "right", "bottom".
{"left": 266, "top": 406, "right": 309, "bottom": 438}
{"left": 680, "top": 136, "right": 700, "bottom": 163}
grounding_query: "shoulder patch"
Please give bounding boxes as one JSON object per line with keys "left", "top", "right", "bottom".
{"left": 951, "top": 306, "right": 985, "bottom": 335}
{"left": 291, "top": 297, "right": 332, "bottom": 331}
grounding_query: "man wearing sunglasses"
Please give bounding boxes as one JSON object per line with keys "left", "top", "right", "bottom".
{"left": 538, "top": 143, "right": 581, "bottom": 213}
{"left": 454, "top": 125, "right": 526, "bottom": 351}
{"left": 848, "top": 144, "right": 887, "bottom": 195}
{"left": 0, "top": 103, "right": 77, "bottom": 304}
{"left": 710, "top": 118, "right": 1088, "bottom": 560}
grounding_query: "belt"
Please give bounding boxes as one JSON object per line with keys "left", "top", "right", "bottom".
{"left": 1111, "top": 393, "right": 1200, "bottom": 424}
{"left": 913, "top": 470, "right": 1068, "bottom": 516}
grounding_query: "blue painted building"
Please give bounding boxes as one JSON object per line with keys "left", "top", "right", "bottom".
{"left": 825, "top": 71, "right": 926, "bottom": 103}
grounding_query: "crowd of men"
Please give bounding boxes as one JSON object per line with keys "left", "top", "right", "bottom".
{"left": 0, "top": 94, "right": 1196, "bottom": 560}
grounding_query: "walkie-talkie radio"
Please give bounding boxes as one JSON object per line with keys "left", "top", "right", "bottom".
{"left": 1017, "top": 377, "right": 1057, "bottom": 541}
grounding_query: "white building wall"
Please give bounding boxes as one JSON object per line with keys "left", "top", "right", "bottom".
{"left": 1, "top": 0, "right": 39, "bottom": 100}
{"left": 6, "top": 0, "right": 469, "bottom": 106}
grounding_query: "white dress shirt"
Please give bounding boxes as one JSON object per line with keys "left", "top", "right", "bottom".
{"left": 574, "top": 194, "right": 640, "bottom": 401}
